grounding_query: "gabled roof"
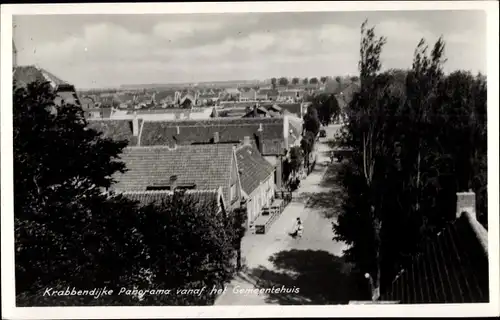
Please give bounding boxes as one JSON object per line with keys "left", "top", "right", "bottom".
{"left": 380, "top": 211, "right": 489, "bottom": 304}
{"left": 13, "top": 65, "right": 69, "bottom": 90}
{"left": 236, "top": 143, "right": 275, "bottom": 196}
{"left": 81, "top": 96, "right": 96, "bottom": 109}
{"left": 242, "top": 106, "right": 271, "bottom": 118}
{"left": 120, "top": 188, "right": 225, "bottom": 212}
{"left": 275, "top": 103, "right": 302, "bottom": 117}
{"left": 258, "top": 88, "right": 279, "bottom": 96}
{"left": 112, "top": 144, "right": 235, "bottom": 204}
{"left": 225, "top": 88, "right": 241, "bottom": 95}
{"left": 267, "top": 104, "right": 282, "bottom": 112}
{"left": 139, "top": 118, "right": 286, "bottom": 155}
{"left": 279, "top": 91, "right": 299, "bottom": 98}
{"left": 155, "top": 90, "right": 178, "bottom": 102}
{"left": 87, "top": 119, "right": 140, "bottom": 146}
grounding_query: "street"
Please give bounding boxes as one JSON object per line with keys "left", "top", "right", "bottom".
{"left": 215, "top": 124, "right": 368, "bottom": 305}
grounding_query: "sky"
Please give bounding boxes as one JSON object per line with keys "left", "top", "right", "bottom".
{"left": 13, "top": 10, "right": 486, "bottom": 89}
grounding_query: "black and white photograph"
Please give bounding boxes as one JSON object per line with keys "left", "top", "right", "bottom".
{"left": 1, "top": 1, "right": 499, "bottom": 319}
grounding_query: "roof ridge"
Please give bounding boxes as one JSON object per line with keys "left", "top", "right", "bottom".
{"left": 119, "top": 189, "right": 217, "bottom": 195}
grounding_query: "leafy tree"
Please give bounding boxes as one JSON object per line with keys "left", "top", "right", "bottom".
{"left": 14, "top": 81, "right": 242, "bottom": 306}
{"left": 333, "top": 19, "right": 488, "bottom": 300}
{"left": 278, "top": 77, "right": 289, "bottom": 86}
{"left": 303, "top": 105, "right": 321, "bottom": 136}
{"left": 300, "top": 131, "right": 316, "bottom": 168}
{"left": 335, "top": 76, "right": 342, "bottom": 84}
{"left": 132, "top": 191, "right": 237, "bottom": 306}
{"left": 292, "top": 77, "right": 300, "bottom": 85}
{"left": 350, "top": 76, "right": 360, "bottom": 83}
{"left": 14, "top": 81, "right": 146, "bottom": 305}
{"left": 283, "top": 146, "right": 303, "bottom": 184}
{"left": 312, "top": 93, "right": 341, "bottom": 126}
{"left": 320, "top": 76, "right": 329, "bottom": 84}
{"left": 271, "top": 77, "right": 277, "bottom": 90}
{"left": 310, "top": 77, "right": 319, "bottom": 84}
{"left": 302, "top": 78, "right": 309, "bottom": 85}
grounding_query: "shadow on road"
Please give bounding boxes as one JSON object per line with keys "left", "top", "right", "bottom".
{"left": 304, "top": 189, "right": 343, "bottom": 219}
{"left": 320, "top": 163, "right": 343, "bottom": 188}
{"left": 246, "top": 249, "right": 370, "bottom": 305}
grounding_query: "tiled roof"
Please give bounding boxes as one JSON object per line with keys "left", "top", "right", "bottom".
{"left": 139, "top": 118, "right": 286, "bottom": 155}
{"left": 240, "top": 89, "right": 257, "bottom": 99}
{"left": 155, "top": 90, "right": 178, "bottom": 102}
{"left": 87, "top": 119, "right": 140, "bottom": 146}
{"left": 111, "top": 144, "right": 234, "bottom": 204}
{"left": 236, "top": 143, "right": 275, "bottom": 196}
{"left": 258, "top": 89, "right": 279, "bottom": 96}
{"left": 242, "top": 106, "right": 271, "bottom": 118}
{"left": 275, "top": 103, "right": 302, "bottom": 117}
{"left": 225, "top": 88, "right": 241, "bottom": 95}
{"left": 380, "top": 212, "right": 489, "bottom": 304}
{"left": 280, "top": 91, "right": 299, "bottom": 98}
{"left": 220, "top": 102, "right": 256, "bottom": 109}
{"left": 13, "top": 65, "right": 68, "bottom": 89}
{"left": 81, "top": 96, "right": 96, "bottom": 109}
{"left": 120, "top": 189, "right": 222, "bottom": 211}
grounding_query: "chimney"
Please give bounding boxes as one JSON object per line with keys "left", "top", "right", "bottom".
{"left": 243, "top": 136, "right": 251, "bottom": 146}
{"left": 132, "top": 112, "right": 139, "bottom": 136}
{"left": 213, "top": 131, "right": 220, "bottom": 144}
{"left": 456, "top": 191, "right": 476, "bottom": 219}
{"left": 170, "top": 175, "right": 178, "bottom": 191}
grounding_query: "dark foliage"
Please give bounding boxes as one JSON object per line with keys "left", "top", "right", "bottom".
{"left": 332, "top": 20, "right": 487, "bottom": 294}
{"left": 14, "top": 82, "right": 241, "bottom": 306}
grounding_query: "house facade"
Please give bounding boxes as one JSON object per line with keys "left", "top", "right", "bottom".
{"left": 236, "top": 140, "right": 276, "bottom": 227}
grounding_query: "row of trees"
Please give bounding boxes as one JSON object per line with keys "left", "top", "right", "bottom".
{"left": 333, "top": 21, "right": 488, "bottom": 297}
{"left": 271, "top": 76, "right": 327, "bottom": 88}
{"left": 271, "top": 76, "right": 361, "bottom": 88}
{"left": 14, "top": 82, "right": 246, "bottom": 306}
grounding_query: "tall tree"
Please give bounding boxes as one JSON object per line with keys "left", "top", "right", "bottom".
{"left": 302, "top": 78, "right": 309, "bottom": 85}
{"left": 313, "top": 93, "right": 341, "bottom": 126}
{"left": 333, "top": 19, "right": 488, "bottom": 300}
{"left": 292, "top": 77, "right": 300, "bottom": 85}
{"left": 300, "top": 131, "right": 316, "bottom": 168}
{"left": 278, "top": 77, "right": 289, "bottom": 86}
{"left": 310, "top": 77, "right": 319, "bottom": 84}
{"left": 303, "top": 106, "right": 321, "bottom": 136}
{"left": 14, "top": 81, "right": 243, "bottom": 306}
{"left": 14, "top": 81, "right": 146, "bottom": 305}
{"left": 320, "top": 76, "right": 329, "bottom": 84}
{"left": 271, "top": 77, "right": 277, "bottom": 90}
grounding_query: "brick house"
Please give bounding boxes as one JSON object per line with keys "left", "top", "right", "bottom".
{"left": 111, "top": 144, "right": 243, "bottom": 211}
{"left": 137, "top": 117, "right": 302, "bottom": 190}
